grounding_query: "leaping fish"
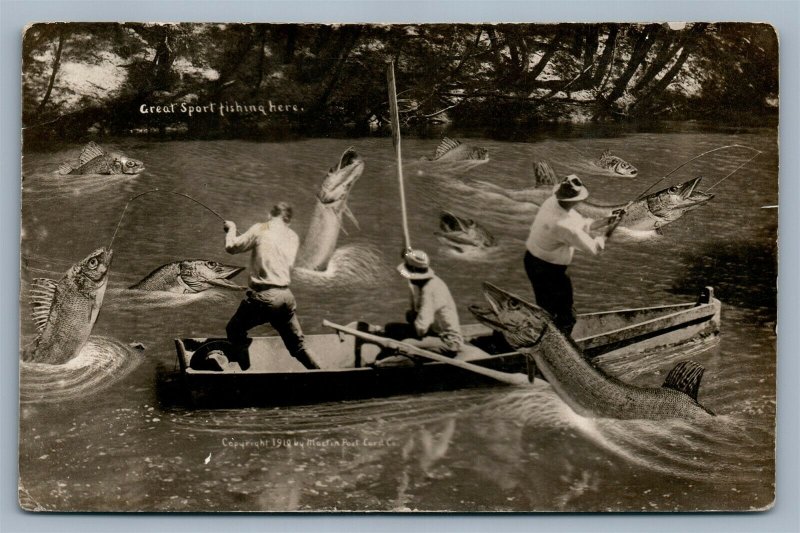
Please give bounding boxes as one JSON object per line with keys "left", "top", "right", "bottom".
{"left": 422, "top": 137, "right": 489, "bottom": 162}
{"left": 24, "top": 247, "right": 113, "bottom": 365}
{"left": 57, "top": 142, "right": 145, "bottom": 176}
{"left": 296, "top": 147, "right": 365, "bottom": 271}
{"left": 129, "top": 260, "right": 245, "bottom": 293}
{"left": 470, "top": 282, "right": 715, "bottom": 420}
{"left": 598, "top": 150, "right": 638, "bottom": 177}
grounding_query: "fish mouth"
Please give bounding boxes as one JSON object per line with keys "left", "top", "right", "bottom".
{"left": 440, "top": 211, "right": 470, "bottom": 233}
{"left": 202, "top": 265, "right": 245, "bottom": 289}
{"left": 216, "top": 265, "right": 245, "bottom": 279}
{"left": 676, "top": 177, "right": 714, "bottom": 208}
{"left": 468, "top": 283, "right": 514, "bottom": 331}
{"left": 318, "top": 147, "right": 365, "bottom": 204}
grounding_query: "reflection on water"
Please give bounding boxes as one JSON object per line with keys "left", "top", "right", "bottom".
{"left": 19, "top": 127, "right": 776, "bottom": 511}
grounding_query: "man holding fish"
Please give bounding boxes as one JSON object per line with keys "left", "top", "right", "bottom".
{"left": 524, "top": 174, "right": 621, "bottom": 335}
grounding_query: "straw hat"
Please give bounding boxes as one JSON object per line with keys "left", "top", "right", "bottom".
{"left": 397, "top": 249, "right": 435, "bottom": 280}
{"left": 554, "top": 174, "right": 590, "bottom": 202}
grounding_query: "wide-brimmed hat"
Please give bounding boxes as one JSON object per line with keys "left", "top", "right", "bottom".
{"left": 554, "top": 174, "right": 589, "bottom": 202}
{"left": 397, "top": 249, "right": 435, "bottom": 280}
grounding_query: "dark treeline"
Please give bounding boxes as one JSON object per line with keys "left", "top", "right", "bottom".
{"left": 22, "top": 22, "right": 777, "bottom": 145}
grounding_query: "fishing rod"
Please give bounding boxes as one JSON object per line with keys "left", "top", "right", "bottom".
{"left": 387, "top": 61, "right": 412, "bottom": 253}
{"left": 705, "top": 150, "right": 763, "bottom": 191}
{"left": 633, "top": 144, "right": 762, "bottom": 201}
{"left": 108, "top": 188, "right": 226, "bottom": 249}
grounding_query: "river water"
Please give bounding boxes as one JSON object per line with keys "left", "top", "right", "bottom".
{"left": 19, "top": 124, "right": 777, "bottom": 511}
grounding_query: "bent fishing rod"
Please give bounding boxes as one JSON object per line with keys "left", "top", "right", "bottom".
{"left": 108, "top": 188, "right": 227, "bottom": 250}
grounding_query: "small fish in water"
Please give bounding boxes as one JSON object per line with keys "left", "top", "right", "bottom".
{"left": 57, "top": 142, "right": 145, "bottom": 175}
{"left": 422, "top": 137, "right": 489, "bottom": 161}
{"left": 24, "top": 247, "right": 112, "bottom": 365}
{"left": 129, "top": 260, "right": 244, "bottom": 293}
{"left": 598, "top": 150, "right": 638, "bottom": 177}
{"left": 469, "top": 282, "right": 715, "bottom": 420}
{"left": 435, "top": 211, "right": 496, "bottom": 252}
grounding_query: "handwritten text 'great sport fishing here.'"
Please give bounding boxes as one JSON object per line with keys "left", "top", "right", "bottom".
{"left": 139, "top": 101, "right": 303, "bottom": 117}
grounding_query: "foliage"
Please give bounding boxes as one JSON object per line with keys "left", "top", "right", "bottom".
{"left": 21, "top": 22, "right": 778, "bottom": 144}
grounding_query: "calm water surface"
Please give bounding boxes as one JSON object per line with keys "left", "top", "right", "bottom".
{"left": 19, "top": 126, "right": 777, "bottom": 511}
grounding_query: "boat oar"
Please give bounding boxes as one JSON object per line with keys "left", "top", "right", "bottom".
{"left": 322, "top": 319, "right": 530, "bottom": 386}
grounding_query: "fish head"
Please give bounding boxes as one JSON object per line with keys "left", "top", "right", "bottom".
{"left": 74, "top": 247, "right": 113, "bottom": 287}
{"left": 436, "top": 211, "right": 495, "bottom": 249}
{"left": 471, "top": 147, "right": 490, "bottom": 160}
{"left": 648, "top": 177, "right": 714, "bottom": 221}
{"left": 109, "top": 153, "right": 146, "bottom": 175}
{"left": 614, "top": 160, "right": 638, "bottom": 177}
{"left": 180, "top": 260, "right": 245, "bottom": 291}
{"left": 317, "top": 147, "right": 365, "bottom": 205}
{"left": 468, "top": 282, "right": 550, "bottom": 350}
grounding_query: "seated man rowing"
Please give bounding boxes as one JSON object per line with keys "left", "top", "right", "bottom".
{"left": 371, "top": 249, "right": 464, "bottom": 366}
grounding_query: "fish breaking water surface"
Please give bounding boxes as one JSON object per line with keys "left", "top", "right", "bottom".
{"left": 23, "top": 247, "right": 113, "bottom": 365}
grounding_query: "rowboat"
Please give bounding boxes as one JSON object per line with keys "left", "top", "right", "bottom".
{"left": 173, "top": 287, "right": 721, "bottom": 407}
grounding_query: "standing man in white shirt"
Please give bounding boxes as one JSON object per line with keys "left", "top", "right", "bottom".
{"left": 222, "top": 202, "right": 320, "bottom": 370}
{"left": 524, "top": 175, "right": 614, "bottom": 335}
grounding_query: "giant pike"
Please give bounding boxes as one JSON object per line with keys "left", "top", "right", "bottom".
{"left": 129, "top": 260, "right": 244, "bottom": 293}
{"left": 24, "top": 247, "right": 112, "bottom": 365}
{"left": 295, "top": 147, "right": 365, "bottom": 271}
{"left": 57, "top": 142, "right": 145, "bottom": 175}
{"left": 473, "top": 161, "right": 714, "bottom": 232}
{"left": 435, "top": 211, "right": 497, "bottom": 252}
{"left": 422, "top": 137, "right": 489, "bottom": 161}
{"left": 469, "top": 282, "right": 715, "bottom": 420}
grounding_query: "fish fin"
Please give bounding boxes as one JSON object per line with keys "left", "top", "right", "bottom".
{"left": 343, "top": 205, "right": 360, "bottom": 230}
{"left": 79, "top": 142, "right": 106, "bottom": 165}
{"left": 434, "top": 137, "right": 461, "bottom": 159}
{"left": 533, "top": 161, "right": 559, "bottom": 187}
{"left": 57, "top": 162, "right": 74, "bottom": 175}
{"left": 662, "top": 360, "right": 705, "bottom": 401}
{"left": 29, "top": 278, "right": 58, "bottom": 332}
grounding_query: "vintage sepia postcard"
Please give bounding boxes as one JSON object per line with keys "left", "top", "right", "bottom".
{"left": 19, "top": 22, "right": 777, "bottom": 512}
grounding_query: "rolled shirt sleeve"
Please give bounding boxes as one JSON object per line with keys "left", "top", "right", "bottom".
{"left": 225, "top": 223, "right": 258, "bottom": 254}
{"left": 555, "top": 220, "right": 603, "bottom": 256}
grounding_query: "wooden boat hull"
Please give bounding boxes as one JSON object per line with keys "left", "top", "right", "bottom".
{"left": 173, "top": 288, "right": 721, "bottom": 407}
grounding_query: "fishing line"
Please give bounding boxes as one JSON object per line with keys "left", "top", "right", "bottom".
{"left": 704, "top": 150, "right": 763, "bottom": 191}
{"left": 634, "top": 144, "right": 762, "bottom": 201}
{"left": 108, "top": 188, "right": 227, "bottom": 250}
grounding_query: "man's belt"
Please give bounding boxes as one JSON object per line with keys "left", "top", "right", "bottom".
{"left": 249, "top": 283, "right": 289, "bottom": 291}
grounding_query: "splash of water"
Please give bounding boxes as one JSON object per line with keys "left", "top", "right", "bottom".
{"left": 20, "top": 336, "right": 141, "bottom": 403}
{"left": 293, "top": 244, "right": 387, "bottom": 289}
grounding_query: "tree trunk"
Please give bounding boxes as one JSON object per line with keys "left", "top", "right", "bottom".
{"left": 633, "top": 23, "right": 709, "bottom": 113}
{"left": 632, "top": 27, "right": 677, "bottom": 93}
{"left": 591, "top": 25, "right": 619, "bottom": 88}
{"left": 35, "top": 27, "right": 66, "bottom": 118}
{"left": 603, "top": 24, "right": 658, "bottom": 108}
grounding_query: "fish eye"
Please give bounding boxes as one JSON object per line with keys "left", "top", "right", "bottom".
{"left": 507, "top": 300, "right": 520, "bottom": 310}
{"left": 205, "top": 261, "right": 217, "bottom": 268}
{"left": 88, "top": 257, "right": 99, "bottom": 269}
{"left": 668, "top": 186, "right": 679, "bottom": 193}
{"left": 126, "top": 160, "right": 136, "bottom": 167}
